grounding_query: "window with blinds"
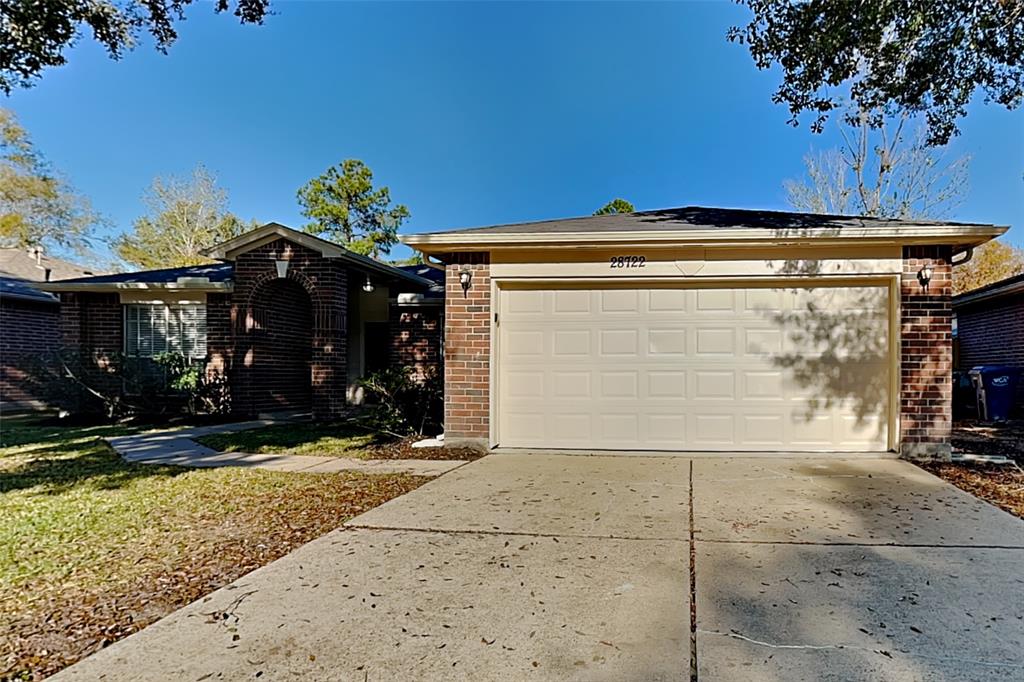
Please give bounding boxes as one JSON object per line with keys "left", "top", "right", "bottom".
{"left": 124, "top": 304, "right": 207, "bottom": 359}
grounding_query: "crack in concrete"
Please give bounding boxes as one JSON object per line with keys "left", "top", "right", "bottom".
{"left": 698, "top": 629, "right": 1024, "bottom": 669}
{"left": 694, "top": 538, "right": 1024, "bottom": 549}
{"left": 688, "top": 460, "right": 698, "bottom": 682}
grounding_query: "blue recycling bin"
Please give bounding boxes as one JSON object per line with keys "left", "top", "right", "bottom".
{"left": 968, "top": 366, "right": 1021, "bottom": 421}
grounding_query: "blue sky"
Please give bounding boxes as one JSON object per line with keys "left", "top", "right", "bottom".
{"left": 8, "top": 1, "right": 1024, "bottom": 260}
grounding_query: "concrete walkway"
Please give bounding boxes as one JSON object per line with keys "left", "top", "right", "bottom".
{"left": 52, "top": 454, "right": 1024, "bottom": 681}
{"left": 106, "top": 421, "right": 468, "bottom": 477}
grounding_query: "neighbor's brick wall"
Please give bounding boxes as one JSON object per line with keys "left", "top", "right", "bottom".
{"left": 231, "top": 238, "right": 348, "bottom": 419}
{"left": 390, "top": 303, "right": 442, "bottom": 382}
{"left": 0, "top": 298, "right": 59, "bottom": 403}
{"left": 954, "top": 291, "right": 1024, "bottom": 409}
{"left": 901, "top": 246, "right": 953, "bottom": 459}
{"left": 955, "top": 293, "right": 1024, "bottom": 369}
{"left": 444, "top": 254, "right": 490, "bottom": 444}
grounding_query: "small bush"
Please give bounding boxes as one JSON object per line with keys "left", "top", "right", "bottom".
{"left": 357, "top": 366, "right": 442, "bottom": 436}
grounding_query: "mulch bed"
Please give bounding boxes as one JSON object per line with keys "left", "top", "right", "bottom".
{"left": 2, "top": 473, "right": 427, "bottom": 681}
{"left": 918, "top": 420, "right": 1024, "bottom": 521}
{"left": 363, "top": 436, "right": 485, "bottom": 461}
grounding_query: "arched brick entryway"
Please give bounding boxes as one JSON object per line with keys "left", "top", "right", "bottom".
{"left": 248, "top": 278, "right": 313, "bottom": 412}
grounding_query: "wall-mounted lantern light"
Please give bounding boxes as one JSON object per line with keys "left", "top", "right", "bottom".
{"left": 362, "top": 275, "right": 375, "bottom": 293}
{"left": 275, "top": 259, "right": 289, "bottom": 279}
{"left": 459, "top": 269, "right": 473, "bottom": 294}
{"left": 918, "top": 264, "right": 934, "bottom": 291}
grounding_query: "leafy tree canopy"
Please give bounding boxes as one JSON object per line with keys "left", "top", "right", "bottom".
{"left": 729, "top": 0, "right": 1024, "bottom": 146}
{"left": 0, "top": 0, "right": 270, "bottom": 93}
{"left": 594, "top": 198, "right": 635, "bottom": 215}
{"left": 113, "top": 166, "right": 253, "bottom": 269}
{"left": 954, "top": 239, "right": 1024, "bottom": 295}
{"left": 297, "top": 159, "right": 410, "bottom": 258}
{"left": 0, "top": 107, "right": 99, "bottom": 253}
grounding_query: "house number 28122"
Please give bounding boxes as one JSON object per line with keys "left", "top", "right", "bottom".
{"left": 609, "top": 255, "right": 646, "bottom": 268}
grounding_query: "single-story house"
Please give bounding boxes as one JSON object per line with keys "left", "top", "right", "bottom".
{"left": 402, "top": 206, "right": 1006, "bottom": 459}
{"left": 40, "top": 223, "right": 443, "bottom": 419}
{"left": 953, "top": 272, "right": 1024, "bottom": 412}
{"left": 0, "top": 248, "right": 100, "bottom": 408}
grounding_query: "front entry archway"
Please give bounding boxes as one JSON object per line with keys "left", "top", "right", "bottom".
{"left": 249, "top": 278, "right": 313, "bottom": 412}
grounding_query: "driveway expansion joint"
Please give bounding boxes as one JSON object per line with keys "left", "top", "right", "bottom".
{"left": 693, "top": 538, "right": 1024, "bottom": 549}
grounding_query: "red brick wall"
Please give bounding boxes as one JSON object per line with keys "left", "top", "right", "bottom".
{"left": 0, "top": 298, "right": 59, "bottom": 403}
{"left": 955, "top": 294, "right": 1024, "bottom": 369}
{"left": 251, "top": 279, "right": 314, "bottom": 411}
{"left": 390, "top": 303, "right": 442, "bottom": 382}
{"left": 443, "top": 254, "right": 490, "bottom": 445}
{"left": 955, "top": 292, "right": 1024, "bottom": 410}
{"left": 901, "top": 246, "right": 953, "bottom": 459}
{"left": 231, "top": 238, "right": 348, "bottom": 419}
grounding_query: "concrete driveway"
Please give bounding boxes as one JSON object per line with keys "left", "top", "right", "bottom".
{"left": 53, "top": 454, "right": 1024, "bottom": 681}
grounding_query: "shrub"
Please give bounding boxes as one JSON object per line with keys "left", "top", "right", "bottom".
{"left": 17, "top": 349, "right": 230, "bottom": 420}
{"left": 357, "top": 366, "right": 442, "bottom": 436}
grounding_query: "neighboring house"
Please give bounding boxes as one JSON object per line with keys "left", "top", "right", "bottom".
{"left": 0, "top": 248, "right": 99, "bottom": 408}
{"left": 403, "top": 205, "right": 1006, "bottom": 459}
{"left": 39, "top": 223, "right": 441, "bottom": 419}
{"left": 953, "top": 273, "right": 1024, "bottom": 411}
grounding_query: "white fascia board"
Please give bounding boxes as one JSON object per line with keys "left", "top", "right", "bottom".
{"left": 401, "top": 225, "right": 1007, "bottom": 251}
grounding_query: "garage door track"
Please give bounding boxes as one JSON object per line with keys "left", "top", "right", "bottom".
{"left": 53, "top": 454, "right": 1024, "bottom": 681}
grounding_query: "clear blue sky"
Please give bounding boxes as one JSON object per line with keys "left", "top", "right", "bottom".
{"left": 8, "top": 1, "right": 1024, "bottom": 260}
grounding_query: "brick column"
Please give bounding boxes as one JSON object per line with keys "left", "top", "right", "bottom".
{"left": 444, "top": 253, "right": 490, "bottom": 449}
{"left": 900, "top": 245, "right": 953, "bottom": 460}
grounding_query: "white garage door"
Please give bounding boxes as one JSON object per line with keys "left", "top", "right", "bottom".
{"left": 497, "top": 284, "right": 890, "bottom": 452}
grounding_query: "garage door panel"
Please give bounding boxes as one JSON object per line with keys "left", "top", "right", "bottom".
{"left": 498, "top": 285, "right": 890, "bottom": 452}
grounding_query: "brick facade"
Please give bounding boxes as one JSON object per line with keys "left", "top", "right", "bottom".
{"left": 954, "top": 287, "right": 1024, "bottom": 410}
{"left": 390, "top": 303, "right": 442, "bottom": 382}
{"left": 0, "top": 298, "right": 59, "bottom": 403}
{"left": 230, "top": 238, "right": 348, "bottom": 420}
{"left": 900, "top": 245, "right": 953, "bottom": 459}
{"left": 443, "top": 254, "right": 490, "bottom": 446}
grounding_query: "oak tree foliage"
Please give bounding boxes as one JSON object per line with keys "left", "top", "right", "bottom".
{"left": 297, "top": 159, "right": 410, "bottom": 259}
{"left": 0, "top": 0, "right": 271, "bottom": 93}
{"left": 954, "top": 240, "right": 1024, "bottom": 295}
{"left": 113, "top": 166, "right": 253, "bottom": 269}
{"left": 729, "top": 0, "right": 1024, "bottom": 146}
{"left": 0, "top": 107, "right": 99, "bottom": 253}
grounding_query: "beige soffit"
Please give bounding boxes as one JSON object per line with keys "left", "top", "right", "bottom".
{"left": 402, "top": 224, "right": 1007, "bottom": 252}
{"left": 36, "top": 279, "right": 234, "bottom": 293}
{"left": 204, "top": 222, "right": 433, "bottom": 289}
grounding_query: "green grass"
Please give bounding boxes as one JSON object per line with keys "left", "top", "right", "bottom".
{"left": 195, "top": 422, "right": 382, "bottom": 458}
{"left": 0, "top": 414, "right": 425, "bottom": 679}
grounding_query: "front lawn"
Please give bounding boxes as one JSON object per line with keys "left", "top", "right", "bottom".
{"left": 195, "top": 422, "right": 484, "bottom": 461}
{"left": 0, "top": 415, "right": 427, "bottom": 680}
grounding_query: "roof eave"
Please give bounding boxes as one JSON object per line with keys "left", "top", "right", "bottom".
{"left": 402, "top": 225, "right": 1008, "bottom": 254}
{"left": 205, "top": 223, "right": 433, "bottom": 289}
{"left": 0, "top": 291, "right": 59, "bottom": 304}
{"left": 36, "top": 282, "right": 236, "bottom": 293}
{"left": 953, "top": 279, "right": 1024, "bottom": 308}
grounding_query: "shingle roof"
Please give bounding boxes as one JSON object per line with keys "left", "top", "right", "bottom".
{"left": 54, "top": 262, "right": 235, "bottom": 285}
{"left": 425, "top": 206, "right": 996, "bottom": 237}
{"left": 0, "top": 276, "right": 58, "bottom": 304}
{"left": 953, "top": 272, "right": 1024, "bottom": 307}
{"left": 397, "top": 264, "right": 444, "bottom": 297}
{"left": 0, "top": 248, "right": 100, "bottom": 281}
